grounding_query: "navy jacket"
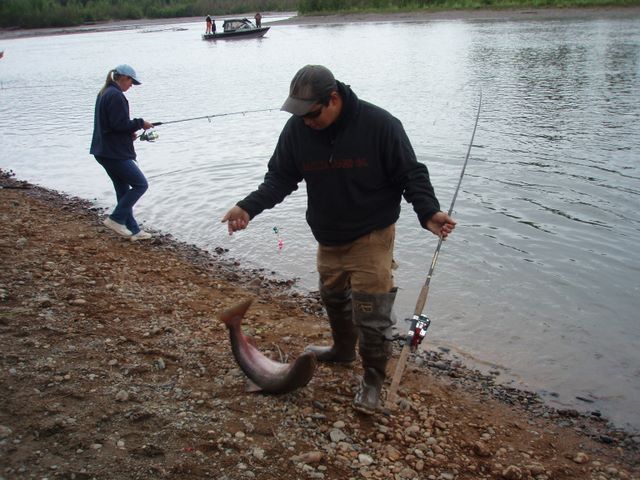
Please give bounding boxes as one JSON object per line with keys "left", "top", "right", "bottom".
{"left": 238, "top": 82, "right": 441, "bottom": 246}
{"left": 90, "top": 82, "right": 144, "bottom": 160}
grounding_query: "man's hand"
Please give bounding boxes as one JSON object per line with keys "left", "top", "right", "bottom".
{"left": 425, "top": 211, "right": 456, "bottom": 239}
{"left": 221, "top": 206, "right": 250, "bottom": 235}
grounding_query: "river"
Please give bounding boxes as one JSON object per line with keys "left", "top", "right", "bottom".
{"left": 1, "top": 11, "right": 639, "bottom": 433}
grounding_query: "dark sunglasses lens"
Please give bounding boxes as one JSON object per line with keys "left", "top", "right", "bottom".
{"left": 302, "top": 108, "right": 322, "bottom": 119}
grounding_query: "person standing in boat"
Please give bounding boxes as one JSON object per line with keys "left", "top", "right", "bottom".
{"left": 205, "top": 15, "right": 213, "bottom": 34}
{"left": 90, "top": 64, "right": 154, "bottom": 241}
{"left": 254, "top": 12, "right": 262, "bottom": 28}
{"left": 222, "top": 65, "right": 455, "bottom": 414}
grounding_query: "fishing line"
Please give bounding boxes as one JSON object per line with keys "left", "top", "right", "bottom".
{"left": 137, "top": 107, "right": 281, "bottom": 142}
{"left": 151, "top": 107, "right": 280, "bottom": 126}
{"left": 0, "top": 83, "right": 77, "bottom": 91}
{"left": 412, "top": 89, "right": 482, "bottom": 316}
{"left": 385, "top": 90, "right": 482, "bottom": 410}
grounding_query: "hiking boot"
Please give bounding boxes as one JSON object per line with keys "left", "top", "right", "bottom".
{"left": 103, "top": 217, "right": 132, "bottom": 237}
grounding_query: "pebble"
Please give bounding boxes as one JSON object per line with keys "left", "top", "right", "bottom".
{"left": 290, "top": 450, "right": 323, "bottom": 464}
{"left": 398, "top": 466, "right": 418, "bottom": 479}
{"left": 329, "top": 429, "right": 347, "bottom": 443}
{"left": 502, "top": 465, "right": 523, "bottom": 479}
{"left": 251, "top": 447, "right": 265, "bottom": 460}
{"left": 572, "top": 452, "right": 589, "bottom": 464}
{"left": 404, "top": 425, "right": 420, "bottom": 437}
{"left": 115, "top": 390, "right": 129, "bottom": 402}
{"left": 472, "top": 441, "right": 492, "bottom": 457}
{"left": 0, "top": 425, "right": 12, "bottom": 439}
{"left": 385, "top": 444, "right": 402, "bottom": 461}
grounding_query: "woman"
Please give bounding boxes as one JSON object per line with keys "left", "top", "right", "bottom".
{"left": 90, "top": 64, "right": 154, "bottom": 241}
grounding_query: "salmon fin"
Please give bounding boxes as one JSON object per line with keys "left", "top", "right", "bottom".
{"left": 245, "top": 378, "right": 263, "bottom": 393}
{"left": 219, "top": 298, "right": 254, "bottom": 328}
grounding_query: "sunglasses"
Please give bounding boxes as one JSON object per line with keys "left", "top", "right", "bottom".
{"left": 301, "top": 105, "right": 323, "bottom": 119}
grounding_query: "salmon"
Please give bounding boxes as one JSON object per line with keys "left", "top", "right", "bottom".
{"left": 219, "top": 299, "right": 317, "bottom": 394}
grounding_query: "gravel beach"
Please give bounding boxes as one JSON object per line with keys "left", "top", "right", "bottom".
{"left": 1, "top": 169, "right": 639, "bottom": 479}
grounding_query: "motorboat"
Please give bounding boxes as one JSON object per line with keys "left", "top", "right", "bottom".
{"left": 202, "top": 18, "right": 269, "bottom": 41}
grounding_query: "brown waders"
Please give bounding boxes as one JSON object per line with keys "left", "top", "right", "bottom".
{"left": 306, "top": 287, "right": 357, "bottom": 363}
{"left": 352, "top": 289, "right": 397, "bottom": 414}
{"left": 312, "top": 224, "right": 398, "bottom": 413}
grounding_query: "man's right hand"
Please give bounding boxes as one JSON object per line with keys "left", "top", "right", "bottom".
{"left": 221, "top": 206, "right": 250, "bottom": 235}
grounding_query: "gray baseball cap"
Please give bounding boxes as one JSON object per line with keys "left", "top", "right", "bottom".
{"left": 281, "top": 65, "right": 337, "bottom": 116}
{"left": 115, "top": 64, "right": 141, "bottom": 85}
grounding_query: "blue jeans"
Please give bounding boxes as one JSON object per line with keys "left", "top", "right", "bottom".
{"left": 95, "top": 156, "right": 148, "bottom": 235}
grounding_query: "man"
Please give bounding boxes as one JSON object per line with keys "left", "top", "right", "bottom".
{"left": 205, "top": 15, "right": 212, "bottom": 35}
{"left": 222, "top": 65, "right": 455, "bottom": 414}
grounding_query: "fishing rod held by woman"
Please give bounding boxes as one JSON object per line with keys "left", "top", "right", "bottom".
{"left": 90, "top": 64, "right": 154, "bottom": 241}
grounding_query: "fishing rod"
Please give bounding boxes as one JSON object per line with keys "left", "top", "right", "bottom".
{"left": 385, "top": 90, "right": 482, "bottom": 410}
{"left": 151, "top": 107, "right": 280, "bottom": 127}
{"left": 136, "top": 107, "right": 280, "bottom": 142}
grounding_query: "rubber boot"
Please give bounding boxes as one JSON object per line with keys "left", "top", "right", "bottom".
{"left": 306, "top": 288, "right": 357, "bottom": 363}
{"left": 352, "top": 289, "right": 397, "bottom": 414}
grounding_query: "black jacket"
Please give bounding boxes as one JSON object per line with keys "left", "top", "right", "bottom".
{"left": 90, "top": 82, "right": 144, "bottom": 160}
{"left": 238, "top": 82, "right": 440, "bottom": 246}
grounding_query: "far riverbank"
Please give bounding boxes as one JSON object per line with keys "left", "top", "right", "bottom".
{"left": 1, "top": 6, "right": 639, "bottom": 40}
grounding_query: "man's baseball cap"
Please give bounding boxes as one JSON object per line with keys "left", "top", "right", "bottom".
{"left": 115, "top": 64, "right": 141, "bottom": 85}
{"left": 281, "top": 65, "right": 337, "bottom": 116}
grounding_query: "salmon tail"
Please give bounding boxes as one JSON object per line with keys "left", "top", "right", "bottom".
{"left": 219, "top": 299, "right": 254, "bottom": 328}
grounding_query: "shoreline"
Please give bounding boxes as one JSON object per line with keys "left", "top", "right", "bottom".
{"left": 1, "top": 168, "right": 639, "bottom": 479}
{"left": 1, "top": 6, "right": 639, "bottom": 40}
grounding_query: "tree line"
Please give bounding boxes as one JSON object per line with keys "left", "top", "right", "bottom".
{"left": 297, "top": 0, "right": 637, "bottom": 13}
{"left": 1, "top": 0, "right": 637, "bottom": 28}
{"left": 0, "top": 0, "right": 298, "bottom": 28}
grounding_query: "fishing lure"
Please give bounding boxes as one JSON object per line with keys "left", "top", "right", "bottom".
{"left": 273, "top": 226, "right": 284, "bottom": 251}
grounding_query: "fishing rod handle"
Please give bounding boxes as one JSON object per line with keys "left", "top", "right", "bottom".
{"left": 151, "top": 122, "right": 163, "bottom": 126}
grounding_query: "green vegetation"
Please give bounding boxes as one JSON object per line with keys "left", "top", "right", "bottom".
{"left": 0, "top": 0, "right": 638, "bottom": 29}
{"left": 298, "top": 0, "right": 639, "bottom": 14}
{"left": 0, "top": 0, "right": 298, "bottom": 29}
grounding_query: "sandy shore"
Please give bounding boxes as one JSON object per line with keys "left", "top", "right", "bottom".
{"left": 1, "top": 6, "right": 639, "bottom": 40}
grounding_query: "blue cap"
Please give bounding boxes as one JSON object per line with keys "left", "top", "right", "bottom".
{"left": 114, "top": 64, "right": 141, "bottom": 85}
